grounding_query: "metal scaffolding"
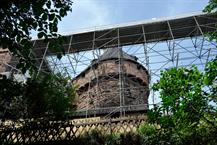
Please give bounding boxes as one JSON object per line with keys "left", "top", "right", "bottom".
{"left": 1, "top": 12, "right": 217, "bottom": 117}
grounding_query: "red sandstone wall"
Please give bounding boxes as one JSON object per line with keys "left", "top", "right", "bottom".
{"left": 73, "top": 60, "right": 149, "bottom": 89}
{"left": 73, "top": 59, "right": 149, "bottom": 110}
{"left": 76, "top": 78, "right": 148, "bottom": 110}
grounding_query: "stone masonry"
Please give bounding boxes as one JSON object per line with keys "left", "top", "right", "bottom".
{"left": 0, "top": 48, "right": 11, "bottom": 73}
{"left": 73, "top": 48, "right": 149, "bottom": 112}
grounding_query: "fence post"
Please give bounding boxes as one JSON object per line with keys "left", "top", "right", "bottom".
{"left": 109, "top": 118, "right": 112, "bottom": 134}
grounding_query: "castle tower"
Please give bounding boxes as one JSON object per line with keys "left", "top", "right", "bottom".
{"left": 73, "top": 48, "right": 149, "bottom": 116}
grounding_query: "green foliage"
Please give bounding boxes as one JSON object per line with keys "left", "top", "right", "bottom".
{"left": 0, "top": 0, "right": 75, "bottom": 123}
{"left": 137, "top": 123, "right": 158, "bottom": 145}
{"left": 105, "top": 134, "right": 120, "bottom": 145}
{"left": 152, "top": 62, "right": 216, "bottom": 126}
{"left": 0, "top": 74, "right": 26, "bottom": 120}
{"left": 203, "top": 0, "right": 217, "bottom": 42}
{"left": 71, "top": 130, "right": 142, "bottom": 145}
{"left": 0, "top": 73, "right": 76, "bottom": 120}
{"left": 119, "top": 132, "right": 141, "bottom": 145}
{"left": 25, "top": 73, "right": 77, "bottom": 119}
{"left": 143, "top": 2, "right": 217, "bottom": 142}
{"left": 204, "top": 58, "right": 217, "bottom": 106}
{"left": 0, "top": 0, "right": 72, "bottom": 73}
{"left": 145, "top": 58, "right": 217, "bottom": 144}
{"left": 138, "top": 123, "right": 156, "bottom": 136}
{"left": 203, "top": 0, "right": 217, "bottom": 13}
{"left": 74, "top": 130, "right": 105, "bottom": 145}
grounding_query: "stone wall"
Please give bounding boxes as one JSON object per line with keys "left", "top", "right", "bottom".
{"left": 73, "top": 59, "right": 149, "bottom": 89}
{"left": 0, "top": 48, "right": 11, "bottom": 73}
{"left": 73, "top": 59, "right": 149, "bottom": 110}
{"left": 76, "top": 78, "right": 148, "bottom": 109}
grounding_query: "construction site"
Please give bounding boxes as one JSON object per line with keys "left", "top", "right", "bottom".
{"left": 0, "top": 12, "right": 217, "bottom": 119}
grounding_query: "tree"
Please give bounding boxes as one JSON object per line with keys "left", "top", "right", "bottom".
{"left": 146, "top": 59, "right": 217, "bottom": 144}
{"left": 204, "top": 0, "right": 217, "bottom": 13}
{"left": 0, "top": 1, "right": 77, "bottom": 120}
{"left": 203, "top": 0, "right": 217, "bottom": 42}
{"left": 0, "top": 73, "right": 77, "bottom": 120}
{"left": 0, "top": 0, "right": 73, "bottom": 73}
{"left": 142, "top": 1, "right": 217, "bottom": 144}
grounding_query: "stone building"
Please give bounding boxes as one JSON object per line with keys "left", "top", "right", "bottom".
{"left": 0, "top": 48, "right": 11, "bottom": 73}
{"left": 73, "top": 48, "right": 149, "bottom": 116}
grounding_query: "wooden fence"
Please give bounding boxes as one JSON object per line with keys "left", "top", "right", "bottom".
{"left": 0, "top": 116, "right": 146, "bottom": 144}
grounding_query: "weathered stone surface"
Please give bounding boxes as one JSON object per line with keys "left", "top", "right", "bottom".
{"left": 0, "top": 49, "right": 11, "bottom": 73}
{"left": 73, "top": 48, "right": 149, "bottom": 112}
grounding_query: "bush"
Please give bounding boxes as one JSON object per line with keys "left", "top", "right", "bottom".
{"left": 72, "top": 130, "right": 142, "bottom": 145}
{"left": 105, "top": 134, "right": 120, "bottom": 145}
{"left": 0, "top": 73, "right": 77, "bottom": 120}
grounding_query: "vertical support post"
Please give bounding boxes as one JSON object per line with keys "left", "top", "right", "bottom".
{"left": 206, "top": 48, "right": 211, "bottom": 65}
{"left": 194, "top": 16, "right": 206, "bottom": 65}
{"left": 91, "top": 31, "right": 100, "bottom": 109}
{"left": 109, "top": 118, "right": 112, "bottom": 134}
{"left": 176, "top": 53, "right": 179, "bottom": 68}
{"left": 151, "top": 71, "right": 155, "bottom": 106}
{"left": 199, "top": 37, "right": 205, "bottom": 59}
{"left": 118, "top": 28, "right": 124, "bottom": 117}
{"left": 142, "top": 25, "right": 149, "bottom": 71}
{"left": 142, "top": 25, "right": 151, "bottom": 108}
{"left": 166, "top": 40, "right": 172, "bottom": 57}
{"left": 67, "top": 35, "right": 77, "bottom": 75}
{"left": 167, "top": 21, "right": 175, "bottom": 64}
{"left": 67, "top": 35, "right": 73, "bottom": 54}
{"left": 37, "top": 42, "right": 49, "bottom": 76}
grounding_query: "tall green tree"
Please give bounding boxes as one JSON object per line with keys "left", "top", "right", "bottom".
{"left": 203, "top": 0, "right": 217, "bottom": 42}
{"left": 0, "top": 0, "right": 72, "bottom": 73}
{"left": 0, "top": 1, "right": 77, "bottom": 120}
{"left": 143, "top": 1, "right": 217, "bottom": 144}
{"left": 146, "top": 59, "right": 217, "bottom": 144}
{"left": 0, "top": 73, "right": 77, "bottom": 120}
